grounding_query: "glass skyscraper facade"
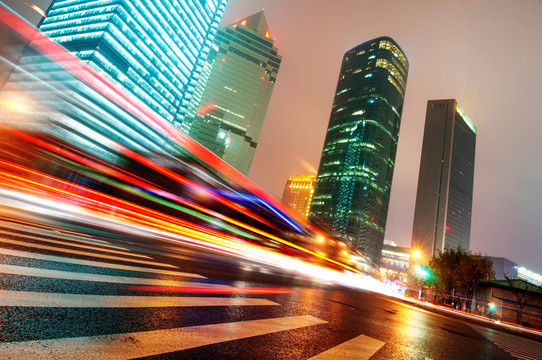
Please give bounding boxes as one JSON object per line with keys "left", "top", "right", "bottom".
{"left": 411, "top": 99, "right": 476, "bottom": 258}
{"left": 310, "top": 36, "right": 408, "bottom": 264}
{"left": 37, "top": 0, "right": 228, "bottom": 126}
{"left": 182, "top": 11, "right": 281, "bottom": 175}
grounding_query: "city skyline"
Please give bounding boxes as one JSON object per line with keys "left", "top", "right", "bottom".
{"left": 6, "top": 0, "right": 542, "bottom": 273}
{"left": 220, "top": 0, "right": 542, "bottom": 274}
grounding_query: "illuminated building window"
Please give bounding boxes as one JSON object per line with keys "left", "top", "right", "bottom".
{"left": 310, "top": 37, "right": 408, "bottom": 263}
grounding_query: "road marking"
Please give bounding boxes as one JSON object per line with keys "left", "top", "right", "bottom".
{"left": 0, "top": 290, "right": 277, "bottom": 308}
{"left": 0, "top": 220, "right": 113, "bottom": 245}
{"left": 468, "top": 322, "right": 542, "bottom": 360}
{"left": 0, "top": 315, "right": 325, "bottom": 359}
{"left": 0, "top": 248, "right": 205, "bottom": 278}
{"left": 0, "top": 228, "right": 151, "bottom": 258}
{"left": 309, "top": 334, "right": 385, "bottom": 360}
{"left": 495, "top": 342, "right": 542, "bottom": 360}
{"left": 0, "top": 237, "right": 177, "bottom": 268}
{"left": 0, "top": 264, "right": 219, "bottom": 286}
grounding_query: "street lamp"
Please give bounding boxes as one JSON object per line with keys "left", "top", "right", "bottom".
{"left": 413, "top": 264, "right": 431, "bottom": 300}
{"left": 414, "top": 265, "right": 430, "bottom": 278}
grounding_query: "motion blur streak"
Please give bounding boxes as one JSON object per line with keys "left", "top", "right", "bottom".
{"left": 0, "top": 3, "right": 382, "bottom": 287}
{"left": 124, "top": 286, "right": 293, "bottom": 294}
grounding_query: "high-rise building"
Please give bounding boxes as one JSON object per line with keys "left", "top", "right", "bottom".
{"left": 0, "top": 19, "right": 23, "bottom": 90}
{"left": 182, "top": 11, "right": 281, "bottom": 175}
{"left": 37, "top": 0, "right": 228, "bottom": 126}
{"left": 282, "top": 174, "right": 316, "bottom": 218}
{"left": 411, "top": 99, "right": 476, "bottom": 258}
{"left": 310, "top": 36, "right": 409, "bottom": 264}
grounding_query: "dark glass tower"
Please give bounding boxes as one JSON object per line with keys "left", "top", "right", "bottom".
{"left": 310, "top": 37, "right": 409, "bottom": 264}
{"left": 411, "top": 99, "right": 476, "bottom": 258}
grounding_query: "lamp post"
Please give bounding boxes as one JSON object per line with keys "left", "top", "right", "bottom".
{"left": 410, "top": 249, "right": 430, "bottom": 300}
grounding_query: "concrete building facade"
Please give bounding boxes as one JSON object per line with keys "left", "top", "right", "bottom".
{"left": 411, "top": 99, "right": 476, "bottom": 258}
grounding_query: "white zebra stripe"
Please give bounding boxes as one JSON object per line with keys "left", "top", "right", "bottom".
{"left": 309, "top": 334, "right": 385, "bottom": 359}
{"left": 0, "top": 315, "right": 324, "bottom": 359}
{"left": 0, "top": 290, "right": 278, "bottom": 308}
{"left": 0, "top": 247, "right": 204, "bottom": 278}
{"left": 0, "top": 237, "right": 176, "bottom": 268}
{"left": 0, "top": 264, "right": 222, "bottom": 287}
{"left": 0, "top": 228, "right": 150, "bottom": 258}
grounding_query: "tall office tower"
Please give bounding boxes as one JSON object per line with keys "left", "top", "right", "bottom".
{"left": 310, "top": 37, "right": 408, "bottom": 264}
{"left": 411, "top": 99, "right": 476, "bottom": 258}
{"left": 0, "top": 20, "right": 23, "bottom": 90}
{"left": 37, "top": 0, "right": 228, "bottom": 126}
{"left": 182, "top": 11, "right": 281, "bottom": 175}
{"left": 282, "top": 174, "right": 316, "bottom": 218}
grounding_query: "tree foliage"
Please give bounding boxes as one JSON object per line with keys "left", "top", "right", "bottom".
{"left": 428, "top": 247, "right": 494, "bottom": 307}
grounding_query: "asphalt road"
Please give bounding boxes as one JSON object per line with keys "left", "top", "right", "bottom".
{"left": 0, "top": 211, "right": 541, "bottom": 359}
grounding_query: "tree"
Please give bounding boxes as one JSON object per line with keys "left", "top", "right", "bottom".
{"left": 429, "top": 247, "right": 465, "bottom": 304}
{"left": 456, "top": 254, "right": 494, "bottom": 310}
{"left": 428, "top": 247, "right": 494, "bottom": 309}
{"left": 504, "top": 275, "right": 542, "bottom": 326}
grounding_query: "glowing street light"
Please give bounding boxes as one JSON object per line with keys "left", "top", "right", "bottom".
{"left": 414, "top": 265, "right": 430, "bottom": 278}
{"left": 411, "top": 249, "right": 421, "bottom": 260}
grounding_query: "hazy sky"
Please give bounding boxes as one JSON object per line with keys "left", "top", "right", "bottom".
{"left": 6, "top": 0, "right": 542, "bottom": 273}
{"left": 219, "top": 0, "right": 542, "bottom": 274}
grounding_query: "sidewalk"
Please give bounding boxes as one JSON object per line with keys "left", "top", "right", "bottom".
{"left": 399, "top": 296, "right": 542, "bottom": 342}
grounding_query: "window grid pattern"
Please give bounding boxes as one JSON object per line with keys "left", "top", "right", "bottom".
{"left": 39, "top": 0, "right": 227, "bottom": 124}
{"left": 182, "top": 12, "right": 281, "bottom": 175}
{"left": 310, "top": 37, "right": 408, "bottom": 264}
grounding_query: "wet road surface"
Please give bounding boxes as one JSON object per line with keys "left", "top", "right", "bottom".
{"left": 0, "top": 213, "right": 540, "bottom": 359}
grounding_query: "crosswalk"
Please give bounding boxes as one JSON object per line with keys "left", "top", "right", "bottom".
{"left": 0, "top": 218, "right": 387, "bottom": 359}
{"left": 468, "top": 322, "right": 542, "bottom": 360}
{"left": 1, "top": 316, "right": 328, "bottom": 359}
{"left": 309, "top": 334, "right": 385, "bottom": 360}
{"left": 493, "top": 341, "right": 542, "bottom": 360}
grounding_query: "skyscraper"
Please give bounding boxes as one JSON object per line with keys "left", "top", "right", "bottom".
{"left": 182, "top": 11, "right": 281, "bottom": 175}
{"left": 282, "top": 174, "right": 316, "bottom": 218}
{"left": 411, "top": 99, "right": 476, "bottom": 258}
{"left": 37, "top": 0, "right": 228, "bottom": 126}
{"left": 310, "top": 37, "right": 408, "bottom": 264}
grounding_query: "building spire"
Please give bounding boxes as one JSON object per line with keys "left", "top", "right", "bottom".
{"left": 236, "top": 11, "right": 269, "bottom": 37}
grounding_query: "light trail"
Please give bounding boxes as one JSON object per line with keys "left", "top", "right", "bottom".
{"left": 0, "top": 3, "right": 384, "bottom": 290}
{"left": 123, "top": 286, "right": 293, "bottom": 294}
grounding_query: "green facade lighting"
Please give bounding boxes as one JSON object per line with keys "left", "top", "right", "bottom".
{"left": 310, "top": 37, "right": 409, "bottom": 264}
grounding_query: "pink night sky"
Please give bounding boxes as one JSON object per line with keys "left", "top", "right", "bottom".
{"left": 7, "top": 0, "right": 542, "bottom": 273}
